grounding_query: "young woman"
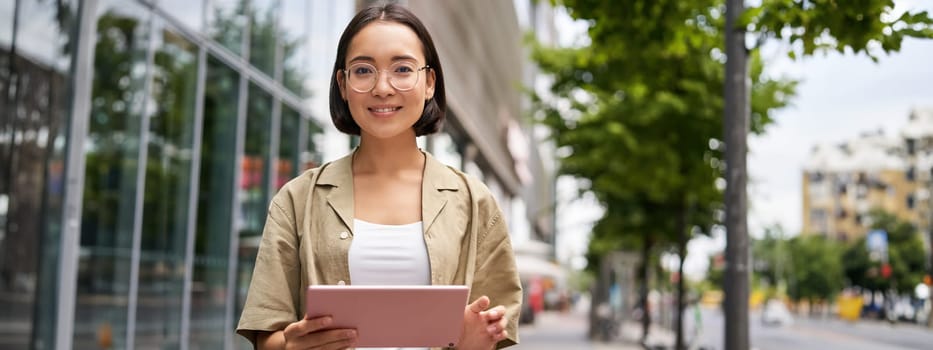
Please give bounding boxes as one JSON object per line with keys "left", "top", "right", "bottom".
{"left": 236, "top": 4, "right": 522, "bottom": 350}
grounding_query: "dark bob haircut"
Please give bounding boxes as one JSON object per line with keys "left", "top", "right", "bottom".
{"left": 329, "top": 4, "right": 446, "bottom": 136}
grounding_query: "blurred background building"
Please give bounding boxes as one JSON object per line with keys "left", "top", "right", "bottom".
{"left": 802, "top": 129, "right": 913, "bottom": 240}
{"left": 0, "top": 0, "right": 558, "bottom": 349}
{"left": 802, "top": 107, "right": 933, "bottom": 257}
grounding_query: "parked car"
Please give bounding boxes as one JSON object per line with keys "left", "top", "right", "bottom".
{"left": 761, "top": 299, "right": 794, "bottom": 327}
{"left": 886, "top": 295, "right": 927, "bottom": 323}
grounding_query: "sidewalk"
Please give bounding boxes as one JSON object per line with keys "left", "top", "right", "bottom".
{"left": 515, "top": 309, "right": 679, "bottom": 350}
{"left": 592, "top": 321, "right": 677, "bottom": 350}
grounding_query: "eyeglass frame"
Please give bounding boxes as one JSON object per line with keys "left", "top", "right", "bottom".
{"left": 341, "top": 62, "right": 432, "bottom": 93}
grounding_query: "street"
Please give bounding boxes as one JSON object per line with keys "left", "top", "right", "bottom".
{"left": 696, "top": 306, "right": 933, "bottom": 350}
{"left": 515, "top": 305, "right": 933, "bottom": 350}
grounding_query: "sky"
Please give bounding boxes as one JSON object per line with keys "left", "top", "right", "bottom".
{"left": 548, "top": 1, "right": 933, "bottom": 279}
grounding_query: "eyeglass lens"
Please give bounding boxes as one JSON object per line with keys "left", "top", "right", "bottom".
{"left": 346, "top": 62, "right": 423, "bottom": 92}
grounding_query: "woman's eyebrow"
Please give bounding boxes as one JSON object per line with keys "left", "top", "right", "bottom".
{"left": 348, "top": 55, "right": 375, "bottom": 63}
{"left": 391, "top": 54, "right": 418, "bottom": 62}
{"left": 348, "top": 55, "right": 419, "bottom": 64}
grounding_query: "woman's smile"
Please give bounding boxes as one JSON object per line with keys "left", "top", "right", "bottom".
{"left": 368, "top": 104, "right": 403, "bottom": 117}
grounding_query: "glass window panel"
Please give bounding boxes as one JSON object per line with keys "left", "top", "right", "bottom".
{"left": 276, "top": 105, "right": 299, "bottom": 189}
{"left": 281, "top": 0, "right": 309, "bottom": 96}
{"left": 134, "top": 22, "right": 199, "bottom": 349}
{"left": 0, "top": 1, "right": 12, "bottom": 45}
{"left": 74, "top": 2, "right": 151, "bottom": 348}
{"left": 0, "top": 0, "right": 77, "bottom": 348}
{"left": 158, "top": 0, "right": 204, "bottom": 32}
{"left": 433, "top": 132, "right": 463, "bottom": 171}
{"left": 189, "top": 55, "right": 238, "bottom": 349}
{"left": 207, "top": 0, "right": 247, "bottom": 56}
{"left": 13, "top": 0, "right": 72, "bottom": 70}
{"left": 235, "top": 83, "right": 272, "bottom": 320}
{"left": 306, "top": 0, "right": 354, "bottom": 112}
{"left": 249, "top": 0, "right": 279, "bottom": 76}
{"left": 302, "top": 118, "right": 323, "bottom": 171}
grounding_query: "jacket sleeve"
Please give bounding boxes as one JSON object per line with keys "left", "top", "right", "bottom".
{"left": 470, "top": 198, "right": 523, "bottom": 348}
{"left": 235, "top": 192, "right": 303, "bottom": 346}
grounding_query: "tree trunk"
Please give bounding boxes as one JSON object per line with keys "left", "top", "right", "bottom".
{"left": 589, "top": 254, "right": 612, "bottom": 339}
{"left": 724, "top": 0, "right": 750, "bottom": 349}
{"left": 589, "top": 253, "right": 615, "bottom": 341}
{"left": 676, "top": 201, "right": 690, "bottom": 350}
{"left": 641, "top": 232, "right": 653, "bottom": 344}
{"left": 927, "top": 302, "right": 933, "bottom": 328}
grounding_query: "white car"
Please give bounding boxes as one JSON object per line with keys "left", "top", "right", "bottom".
{"left": 761, "top": 299, "right": 794, "bottom": 326}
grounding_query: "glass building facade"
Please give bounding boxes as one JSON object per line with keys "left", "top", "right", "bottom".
{"left": 0, "top": 0, "right": 351, "bottom": 349}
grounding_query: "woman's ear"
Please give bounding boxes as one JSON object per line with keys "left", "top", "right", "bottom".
{"left": 336, "top": 70, "right": 347, "bottom": 100}
{"left": 424, "top": 68, "right": 436, "bottom": 100}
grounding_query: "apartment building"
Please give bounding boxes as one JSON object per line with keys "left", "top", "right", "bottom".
{"left": 802, "top": 108, "right": 933, "bottom": 241}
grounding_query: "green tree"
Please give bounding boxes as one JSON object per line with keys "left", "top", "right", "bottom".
{"left": 843, "top": 210, "right": 927, "bottom": 295}
{"left": 530, "top": 0, "right": 793, "bottom": 343}
{"left": 786, "top": 234, "right": 845, "bottom": 307}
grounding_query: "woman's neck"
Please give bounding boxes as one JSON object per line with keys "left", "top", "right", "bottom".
{"left": 353, "top": 135, "right": 424, "bottom": 175}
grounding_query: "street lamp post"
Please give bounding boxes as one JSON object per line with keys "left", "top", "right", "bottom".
{"left": 724, "top": 0, "right": 750, "bottom": 349}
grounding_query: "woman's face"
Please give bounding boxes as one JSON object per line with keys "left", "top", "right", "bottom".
{"left": 338, "top": 21, "right": 436, "bottom": 141}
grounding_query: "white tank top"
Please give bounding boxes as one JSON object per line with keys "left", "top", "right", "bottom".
{"left": 348, "top": 219, "right": 430, "bottom": 285}
{"left": 348, "top": 219, "right": 431, "bottom": 350}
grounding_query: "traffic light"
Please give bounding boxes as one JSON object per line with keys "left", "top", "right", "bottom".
{"left": 881, "top": 263, "right": 892, "bottom": 279}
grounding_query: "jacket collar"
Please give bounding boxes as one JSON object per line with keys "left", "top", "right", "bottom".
{"left": 316, "top": 149, "right": 461, "bottom": 234}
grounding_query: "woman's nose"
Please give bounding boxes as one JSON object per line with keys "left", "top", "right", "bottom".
{"left": 371, "top": 72, "right": 395, "bottom": 96}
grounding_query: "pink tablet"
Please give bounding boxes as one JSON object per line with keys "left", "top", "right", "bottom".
{"left": 306, "top": 285, "right": 469, "bottom": 348}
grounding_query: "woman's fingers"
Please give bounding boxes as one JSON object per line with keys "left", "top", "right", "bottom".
{"left": 306, "top": 315, "right": 335, "bottom": 332}
{"left": 282, "top": 317, "right": 357, "bottom": 349}
{"left": 467, "top": 295, "right": 491, "bottom": 314}
{"left": 480, "top": 305, "right": 507, "bottom": 321}
{"left": 485, "top": 316, "right": 508, "bottom": 335}
{"left": 486, "top": 323, "right": 502, "bottom": 334}
{"left": 284, "top": 316, "right": 332, "bottom": 339}
{"left": 464, "top": 297, "right": 511, "bottom": 343}
{"left": 478, "top": 304, "right": 508, "bottom": 338}
{"left": 315, "top": 329, "right": 359, "bottom": 350}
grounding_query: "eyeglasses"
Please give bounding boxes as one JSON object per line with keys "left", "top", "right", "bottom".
{"left": 343, "top": 61, "right": 430, "bottom": 93}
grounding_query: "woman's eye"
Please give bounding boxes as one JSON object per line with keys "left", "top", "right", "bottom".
{"left": 353, "top": 67, "right": 374, "bottom": 75}
{"left": 395, "top": 65, "right": 415, "bottom": 73}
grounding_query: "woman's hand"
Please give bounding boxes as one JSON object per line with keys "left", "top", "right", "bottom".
{"left": 257, "top": 315, "right": 357, "bottom": 350}
{"left": 457, "top": 296, "right": 509, "bottom": 350}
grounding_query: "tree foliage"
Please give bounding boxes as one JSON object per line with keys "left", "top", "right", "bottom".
{"left": 747, "top": 0, "right": 933, "bottom": 59}
{"left": 786, "top": 234, "right": 845, "bottom": 302}
{"left": 531, "top": 0, "right": 796, "bottom": 269}
{"left": 842, "top": 210, "right": 927, "bottom": 294}
{"left": 749, "top": 225, "right": 848, "bottom": 303}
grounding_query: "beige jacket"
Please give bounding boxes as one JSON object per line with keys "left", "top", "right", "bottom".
{"left": 236, "top": 151, "right": 522, "bottom": 349}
